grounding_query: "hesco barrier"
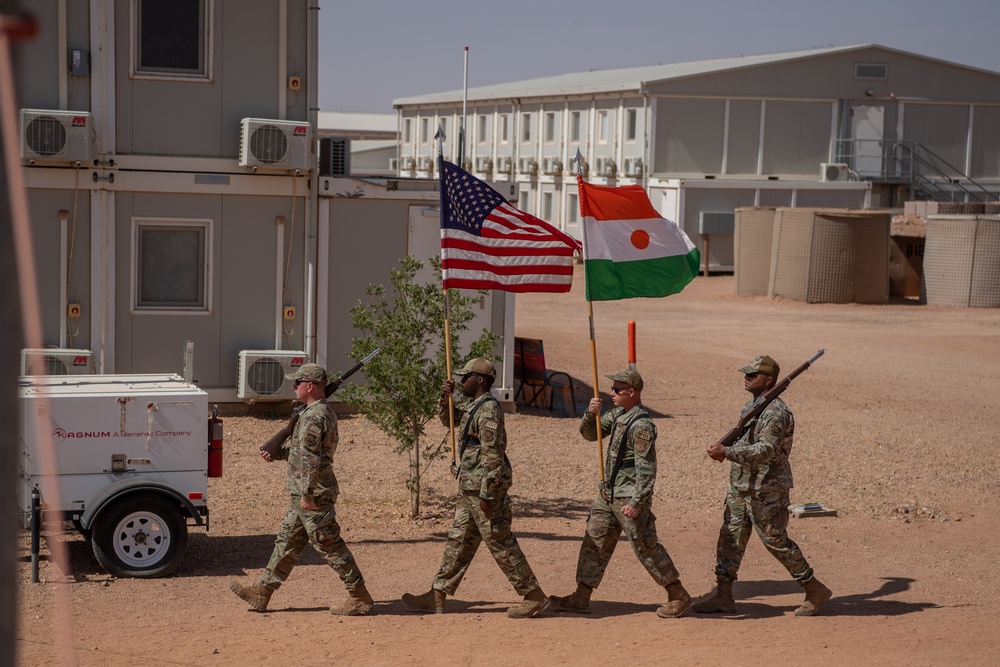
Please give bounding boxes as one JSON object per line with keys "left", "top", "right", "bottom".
{"left": 734, "top": 207, "right": 776, "bottom": 296}
{"left": 767, "top": 208, "right": 890, "bottom": 304}
{"left": 922, "top": 215, "right": 1000, "bottom": 307}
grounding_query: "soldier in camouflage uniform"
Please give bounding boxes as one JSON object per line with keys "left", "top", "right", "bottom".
{"left": 549, "top": 369, "right": 692, "bottom": 618}
{"left": 695, "top": 355, "right": 832, "bottom": 617}
{"left": 229, "top": 363, "right": 374, "bottom": 616}
{"left": 402, "top": 358, "right": 548, "bottom": 619}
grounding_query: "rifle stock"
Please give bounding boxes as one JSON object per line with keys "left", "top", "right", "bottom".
{"left": 716, "top": 349, "right": 824, "bottom": 448}
{"left": 259, "top": 348, "right": 380, "bottom": 459}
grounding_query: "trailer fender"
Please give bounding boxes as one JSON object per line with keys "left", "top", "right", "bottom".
{"left": 79, "top": 478, "right": 204, "bottom": 531}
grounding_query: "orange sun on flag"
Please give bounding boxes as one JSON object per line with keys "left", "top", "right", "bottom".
{"left": 630, "top": 229, "right": 650, "bottom": 250}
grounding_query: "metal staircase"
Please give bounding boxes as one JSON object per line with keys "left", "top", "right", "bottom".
{"left": 834, "top": 139, "right": 998, "bottom": 203}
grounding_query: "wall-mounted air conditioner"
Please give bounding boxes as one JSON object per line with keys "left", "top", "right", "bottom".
{"left": 496, "top": 156, "right": 513, "bottom": 173}
{"left": 389, "top": 157, "right": 399, "bottom": 171}
{"left": 19, "top": 109, "right": 93, "bottom": 163}
{"left": 20, "top": 348, "right": 95, "bottom": 375}
{"left": 542, "top": 157, "right": 563, "bottom": 176}
{"left": 239, "top": 118, "right": 312, "bottom": 170}
{"left": 318, "top": 136, "right": 351, "bottom": 177}
{"left": 596, "top": 157, "right": 617, "bottom": 177}
{"left": 820, "top": 163, "right": 850, "bottom": 182}
{"left": 418, "top": 156, "right": 435, "bottom": 172}
{"left": 623, "top": 157, "right": 643, "bottom": 178}
{"left": 237, "top": 350, "right": 307, "bottom": 401}
{"left": 475, "top": 156, "right": 493, "bottom": 172}
{"left": 518, "top": 157, "right": 538, "bottom": 175}
{"left": 400, "top": 156, "right": 416, "bottom": 171}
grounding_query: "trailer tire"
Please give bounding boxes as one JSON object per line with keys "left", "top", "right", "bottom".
{"left": 91, "top": 493, "right": 188, "bottom": 578}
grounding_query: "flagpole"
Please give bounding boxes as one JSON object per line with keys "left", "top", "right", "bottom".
{"left": 436, "top": 125, "right": 459, "bottom": 478}
{"left": 575, "top": 148, "right": 607, "bottom": 497}
{"left": 458, "top": 46, "right": 468, "bottom": 168}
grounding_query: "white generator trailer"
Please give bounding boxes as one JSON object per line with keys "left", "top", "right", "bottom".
{"left": 18, "top": 374, "right": 223, "bottom": 578}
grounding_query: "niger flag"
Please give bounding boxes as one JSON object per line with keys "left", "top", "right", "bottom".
{"left": 579, "top": 177, "right": 700, "bottom": 301}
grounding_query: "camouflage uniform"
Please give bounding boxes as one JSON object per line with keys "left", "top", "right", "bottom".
{"left": 574, "top": 404, "right": 681, "bottom": 590}
{"left": 259, "top": 400, "right": 365, "bottom": 592}
{"left": 431, "top": 393, "right": 541, "bottom": 596}
{"left": 713, "top": 395, "right": 813, "bottom": 583}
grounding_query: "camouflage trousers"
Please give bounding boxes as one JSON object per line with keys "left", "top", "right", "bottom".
{"left": 713, "top": 487, "right": 813, "bottom": 583}
{"left": 260, "top": 496, "right": 364, "bottom": 592}
{"left": 575, "top": 494, "right": 681, "bottom": 590}
{"left": 433, "top": 491, "right": 541, "bottom": 596}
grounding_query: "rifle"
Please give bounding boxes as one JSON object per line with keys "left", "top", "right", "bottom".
{"left": 716, "top": 349, "right": 824, "bottom": 448}
{"left": 259, "top": 348, "right": 381, "bottom": 459}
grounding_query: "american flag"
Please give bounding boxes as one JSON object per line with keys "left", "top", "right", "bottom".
{"left": 439, "top": 158, "right": 581, "bottom": 292}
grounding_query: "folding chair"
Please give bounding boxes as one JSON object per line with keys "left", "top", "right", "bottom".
{"left": 513, "top": 337, "right": 577, "bottom": 416}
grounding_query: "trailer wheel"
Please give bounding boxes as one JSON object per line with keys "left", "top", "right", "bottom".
{"left": 91, "top": 494, "right": 188, "bottom": 578}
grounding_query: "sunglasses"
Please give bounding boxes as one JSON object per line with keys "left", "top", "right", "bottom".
{"left": 610, "top": 385, "right": 632, "bottom": 395}
{"left": 294, "top": 379, "right": 313, "bottom": 387}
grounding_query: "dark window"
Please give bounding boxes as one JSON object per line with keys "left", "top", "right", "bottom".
{"left": 137, "top": 224, "right": 208, "bottom": 309}
{"left": 854, "top": 63, "right": 888, "bottom": 80}
{"left": 136, "top": 0, "right": 207, "bottom": 75}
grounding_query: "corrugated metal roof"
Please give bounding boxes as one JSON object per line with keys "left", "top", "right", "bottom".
{"left": 392, "top": 44, "right": 992, "bottom": 106}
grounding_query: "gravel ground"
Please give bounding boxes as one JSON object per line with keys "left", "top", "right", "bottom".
{"left": 16, "top": 269, "right": 1000, "bottom": 666}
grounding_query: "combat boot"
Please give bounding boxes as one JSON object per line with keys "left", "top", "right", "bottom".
{"left": 228, "top": 579, "right": 273, "bottom": 612}
{"left": 547, "top": 583, "right": 592, "bottom": 614}
{"left": 506, "top": 588, "right": 549, "bottom": 619}
{"left": 655, "top": 581, "right": 692, "bottom": 618}
{"left": 331, "top": 583, "right": 375, "bottom": 616}
{"left": 794, "top": 577, "right": 832, "bottom": 616}
{"left": 692, "top": 579, "right": 736, "bottom": 614}
{"left": 401, "top": 588, "right": 446, "bottom": 614}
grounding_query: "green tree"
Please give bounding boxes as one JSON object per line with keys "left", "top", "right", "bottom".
{"left": 340, "top": 256, "right": 499, "bottom": 518}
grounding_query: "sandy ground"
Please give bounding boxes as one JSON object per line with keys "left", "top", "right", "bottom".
{"left": 16, "top": 268, "right": 1000, "bottom": 666}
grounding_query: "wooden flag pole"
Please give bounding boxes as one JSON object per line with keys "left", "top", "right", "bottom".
{"left": 436, "top": 125, "right": 459, "bottom": 477}
{"left": 575, "top": 148, "right": 607, "bottom": 496}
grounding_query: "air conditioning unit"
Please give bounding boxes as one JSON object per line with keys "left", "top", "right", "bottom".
{"left": 239, "top": 118, "right": 312, "bottom": 170}
{"left": 623, "top": 157, "right": 643, "bottom": 178}
{"left": 237, "top": 350, "right": 307, "bottom": 401}
{"left": 820, "top": 162, "right": 850, "bottom": 182}
{"left": 496, "top": 156, "right": 513, "bottom": 173}
{"left": 19, "top": 109, "right": 93, "bottom": 163}
{"left": 20, "top": 348, "right": 95, "bottom": 376}
{"left": 518, "top": 157, "right": 538, "bottom": 175}
{"left": 418, "top": 156, "right": 435, "bottom": 172}
{"left": 542, "top": 157, "right": 563, "bottom": 176}
{"left": 475, "top": 156, "right": 493, "bottom": 172}
{"left": 389, "top": 157, "right": 399, "bottom": 171}
{"left": 400, "top": 156, "right": 416, "bottom": 171}
{"left": 461, "top": 159, "right": 473, "bottom": 172}
{"left": 318, "top": 136, "right": 351, "bottom": 177}
{"left": 596, "top": 157, "right": 617, "bottom": 177}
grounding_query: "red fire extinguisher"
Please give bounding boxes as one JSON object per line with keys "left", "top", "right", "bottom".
{"left": 208, "top": 405, "right": 223, "bottom": 478}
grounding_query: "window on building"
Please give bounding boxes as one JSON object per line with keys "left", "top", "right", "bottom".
{"left": 132, "top": 0, "right": 213, "bottom": 80}
{"left": 478, "top": 115, "right": 487, "bottom": 143}
{"left": 542, "top": 192, "right": 553, "bottom": 220}
{"left": 570, "top": 111, "right": 581, "bottom": 143}
{"left": 440, "top": 117, "right": 448, "bottom": 140}
{"left": 544, "top": 112, "right": 555, "bottom": 143}
{"left": 567, "top": 193, "right": 579, "bottom": 224}
{"left": 625, "top": 109, "right": 637, "bottom": 142}
{"left": 598, "top": 110, "right": 609, "bottom": 143}
{"left": 519, "top": 191, "right": 530, "bottom": 213}
{"left": 500, "top": 114, "right": 509, "bottom": 143}
{"left": 854, "top": 62, "right": 888, "bottom": 80}
{"left": 522, "top": 113, "right": 532, "bottom": 142}
{"left": 133, "top": 218, "right": 212, "bottom": 311}
{"left": 420, "top": 118, "right": 429, "bottom": 143}
{"left": 404, "top": 118, "right": 412, "bottom": 144}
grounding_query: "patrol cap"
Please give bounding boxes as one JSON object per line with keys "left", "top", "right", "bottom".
{"left": 739, "top": 355, "right": 780, "bottom": 378}
{"left": 286, "top": 363, "right": 329, "bottom": 384}
{"left": 606, "top": 368, "right": 643, "bottom": 391}
{"left": 454, "top": 357, "right": 496, "bottom": 379}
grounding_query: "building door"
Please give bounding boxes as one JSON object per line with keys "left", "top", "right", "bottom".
{"left": 850, "top": 105, "right": 884, "bottom": 177}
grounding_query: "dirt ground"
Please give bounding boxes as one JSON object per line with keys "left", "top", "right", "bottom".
{"left": 16, "top": 267, "right": 1000, "bottom": 666}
